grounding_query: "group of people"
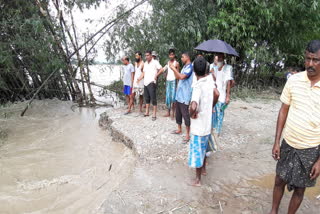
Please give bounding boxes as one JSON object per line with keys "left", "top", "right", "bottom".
{"left": 121, "top": 49, "right": 234, "bottom": 183}
{"left": 121, "top": 40, "right": 320, "bottom": 214}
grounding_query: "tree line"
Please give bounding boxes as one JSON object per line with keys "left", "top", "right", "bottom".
{"left": 1, "top": 0, "right": 319, "bottom": 107}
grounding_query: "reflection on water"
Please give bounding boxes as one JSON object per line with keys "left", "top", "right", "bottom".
{"left": 250, "top": 174, "right": 320, "bottom": 199}
{"left": 0, "top": 100, "right": 135, "bottom": 214}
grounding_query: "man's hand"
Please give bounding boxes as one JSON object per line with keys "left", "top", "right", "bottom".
{"left": 191, "top": 111, "right": 198, "bottom": 119}
{"left": 310, "top": 160, "right": 320, "bottom": 180}
{"left": 272, "top": 143, "right": 281, "bottom": 160}
{"left": 225, "top": 96, "right": 230, "bottom": 105}
{"left": 169, "top": 63, "right": 175, "bottom": 70}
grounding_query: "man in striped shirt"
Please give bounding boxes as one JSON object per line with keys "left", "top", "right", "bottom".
{"left": 270, "top": 40, "right": 320, "bottom": 214}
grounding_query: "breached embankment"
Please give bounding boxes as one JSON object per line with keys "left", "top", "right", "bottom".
{"left": 98, "top": 100, "right": 320, "bottom": 214}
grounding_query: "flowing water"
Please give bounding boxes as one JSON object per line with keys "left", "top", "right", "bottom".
{"left": 0, "top": 65, "right": 136, "bottom": 214}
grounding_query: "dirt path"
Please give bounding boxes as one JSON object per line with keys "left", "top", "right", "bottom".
{"left": 99, "top": 99, "right": 320, "bottom": 214}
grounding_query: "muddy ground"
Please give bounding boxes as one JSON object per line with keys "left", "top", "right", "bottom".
{"left": 99, "top": 99, "right": 320, "bottom": 214}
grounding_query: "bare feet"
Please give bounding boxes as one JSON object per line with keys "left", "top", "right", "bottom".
{"left": 188, "top": 179, "right": 201, "bottom": 187}
{"left": 201, "top": 168, "right": 207, "bottom": 176}
{"left": 183, "top": 135, "right": 190, "bottom": 141}
{"left": 163, "top": 113, "right": 170, "bottom": 117}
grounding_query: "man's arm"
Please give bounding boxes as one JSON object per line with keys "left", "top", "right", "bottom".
{"left": 136, "top": 62, "right": 144, "bottom": 83}
{"left": 310, "top": 153, "right": 320, "bottom": 180}
{"left": 189, "top": 101, "right": 198, "bottom": 119}
{"left": 156, "top": 66, "right": 166, "bottom": 78}
{"left": 170, "top": 64, "right": 189, "bottom": 80}
{"left": 176, "top": 62, "right": 180, "bottom": 73}
{"left": 212, "top": 72, "right": 216, "bottom": 81}
{"left": 225, "top": 80, "right": 231, "bottom": 104}
{"left": 213, "top": 88, "right": 220, "bottom": 108}
{"left": 131, "top": 65, "right": 135, "bottom": 87}
{"left": 272, "top": 103, "right": 290, "bottom": 160}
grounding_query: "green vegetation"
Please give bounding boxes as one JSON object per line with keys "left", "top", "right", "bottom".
{"left": 106, "top": 0, "right": 320, "bottom": 89}
{"left": 1, "top": 0, "right": 320, "bottom": 105}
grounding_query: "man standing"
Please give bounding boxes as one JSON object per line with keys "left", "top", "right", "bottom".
{"left": 212, "top": 53, "right": 233, "bottom": 135}
{"left": 158, "top": 49, "right": 180, "bottom": 119}
{"left": 270, "top": 40, "right": 320, "bottom": 214}
{"left": 170, "top": 52, "right": 193, "bottom": 143}
{"left": 122, "top": 56, "right": 134, "bottom": 114}
{"left": 188, "top": 56, "right": 217, "bottom": 186}
{"left": 133, "top": 51, "right": 144, "bottom": 113}
{"left": 137, "top": 50, "right": 162, "bottom": 121}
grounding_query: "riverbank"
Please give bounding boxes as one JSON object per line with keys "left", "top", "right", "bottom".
{"left": 99, "top": 99, "right": 320, "bottom": 213}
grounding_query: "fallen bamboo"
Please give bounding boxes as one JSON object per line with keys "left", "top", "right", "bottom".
{"left": 21, "top": 0, "right": 146, "bottom": 116}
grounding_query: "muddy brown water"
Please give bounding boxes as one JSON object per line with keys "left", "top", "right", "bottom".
{"left": 250, "top": 174, "right": 320, "bottom": 199}
{"left": 0, "top": 100, "right": 135, "bottom": 214}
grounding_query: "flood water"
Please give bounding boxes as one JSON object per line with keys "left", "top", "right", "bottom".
{"left": 0, "top": 65, "right": 136, "bottom": 214}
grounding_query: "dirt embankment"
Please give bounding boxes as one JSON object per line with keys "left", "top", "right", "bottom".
{"left": 99, "top": 99, "right": 320, "bottom": 214}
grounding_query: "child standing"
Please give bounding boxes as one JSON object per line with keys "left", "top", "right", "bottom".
{"left": 188, "top": 56, "right": 217, "bottom": 187}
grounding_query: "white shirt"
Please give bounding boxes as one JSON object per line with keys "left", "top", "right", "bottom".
{"left": 143, "top": 59, "right": 162, "bottom": 86}
{"left": 191, "top": 75, "right": 216, "bottom": 136}
{"left": 163, "top": 61, "right": 177, "bottom": 81}
{"left": 214, "top": 64, "right": 233, "bottom": 103}
{"left": 133, "top": 62, "right": 144, "bottom": 88}
{"left": 123, "top": 63, "right": 134, "bottom": 87}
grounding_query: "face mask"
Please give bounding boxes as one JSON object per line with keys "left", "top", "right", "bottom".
{"left": 217, "top": 62, "right": 223, "bottom": 68}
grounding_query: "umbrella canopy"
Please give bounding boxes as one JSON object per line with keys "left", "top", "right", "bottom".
{"left": 194, "top": 39, "right": 239, "bottom": 57}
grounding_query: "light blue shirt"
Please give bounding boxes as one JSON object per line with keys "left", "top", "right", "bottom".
{"left": 175, "top": 63, "right": 193, "bottom": 105}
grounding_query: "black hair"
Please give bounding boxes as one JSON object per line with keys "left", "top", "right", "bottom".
{"left": 135, "top": 51, "right": 142, "bottom": 56}
{"left": 193, "top": 56, "right": 207, "bottom": 77}
{"left": 145, "top": 50, "right": 152, "bottom": 55}
{"left": 306, "top": 40, "right": 320, "bottom": 53}
{"left": 182, "top": 51, "right": 191, "bottom": 59}
{"left": 168, "top": 49, "right": 175, "bottom": 55}
{"left": 122, "top": 56, "right": 129, "bottom": 62}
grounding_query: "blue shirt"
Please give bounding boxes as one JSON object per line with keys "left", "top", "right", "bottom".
{"left": 176, "top": 63, "right": 193, "bottom": 104}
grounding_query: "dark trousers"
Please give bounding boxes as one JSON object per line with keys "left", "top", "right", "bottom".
{"left": 144, "top": 83, "right": 157, "bottom": 106}
{"left": 176, "top": 101, "right": 190, "bottom": 126}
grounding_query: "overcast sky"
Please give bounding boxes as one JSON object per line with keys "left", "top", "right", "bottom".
{"left": 51, "top": 1, "right": 151, "bottom": 63}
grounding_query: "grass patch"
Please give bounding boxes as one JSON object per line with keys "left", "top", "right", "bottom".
{"left": 231, "top": 86, "right": 282, "bottom": 102}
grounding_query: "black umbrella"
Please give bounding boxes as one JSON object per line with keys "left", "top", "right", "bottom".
{"left": 194, "top": 39, "right": 239, "bottom": 57}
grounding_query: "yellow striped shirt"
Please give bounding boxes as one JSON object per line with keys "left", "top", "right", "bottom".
{"left": 280, "top": 71, "right": 320, "bottom": 149}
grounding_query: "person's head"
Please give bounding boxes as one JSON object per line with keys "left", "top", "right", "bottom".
{"left": 216, "top": 53, "right": 225, "bottom": 69}
{"left": 135, "top": 51, "right": 142, "bottom": 62}
{"left": 193, "top": 56, "right": 207, "bottom": 78}
{"left": 121, "top": 56, "right": 130, "bottom": 65}
{"left": 197, "top": 52, "right": 203, "bottom": 57}
{"left": 305, "top": 40, "right": 320, "bottom": 78}
{"left": 145, "top": 50, "right": 152, "bottom": 62}
{"left": 168, "top": 49, "right": 175, "bottom": 61}
{"left": 213, "top": 55, "right": 219, "bottom": 65}
{"left": 151, "top": 51, "right": 158, "bottom": 60}
{"left": 181, "top": 51, "right": 191, "bottom": 64}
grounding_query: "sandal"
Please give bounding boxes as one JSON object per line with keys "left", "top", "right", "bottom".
{"left": 152, "top": 117, "right": 157, "bottom": 121}
{"left": 143, "top": 114, "right": 150, "bottom": 117}
{"left": 171, "top": 130, "right": 182, "bottom": 135}
{"left": 182, "top": 139, "right": 190, "bottom": 144}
